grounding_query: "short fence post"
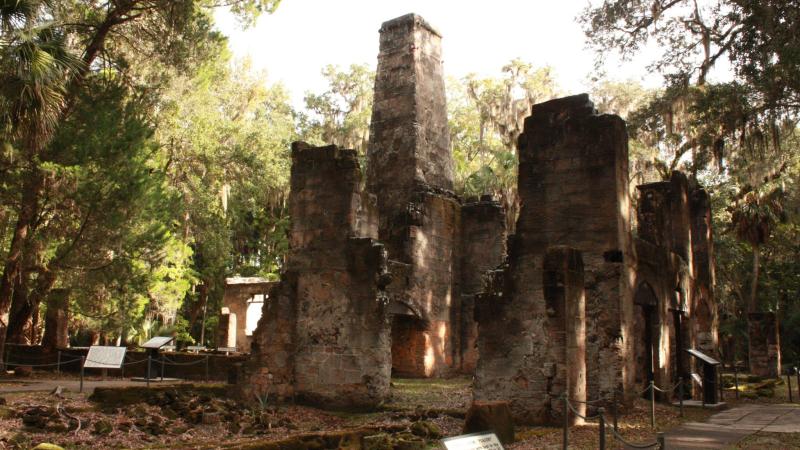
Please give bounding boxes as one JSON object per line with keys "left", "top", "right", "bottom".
{"left": 160, "top": 354, "right": 165, "bottom": 381}
{"left": 734, "top": 365, "right": 740, "bottom": 400}
{"left": 146, "top": 355, "right": 151, "bottom": 388}
{"left": 795, "top": 367, "right": 799, "bottom": 401}
{"left": 650, "top": 380, "right": 656, "bottom": 429}
{"left": 562, "top": 395, "right": 568, "bottom": 450}
{"left": 719, "top": 369, "right": 724, "bottom": 402}
{"left": 657, "top": 432, "right": 665, "bottom": 449}
{"left": 612, "top": 388, "right": 619, "bottom": 432}
{"left": 787, "top": 372, "right": 794, "bottom": 403}
{"left": 598, "top": 407, "right": 606, "bottom": 450}
{"left": 205, "top": 356, "right": 209, "bottom": 383}
{"left": 79, "top": 356, "right": 85, "bottom": 393}
{"left": 679, "top": 377, "right": 684, "bottom": 417}
{"left": 56, "top": 351, "right": 61, "bottom": 377}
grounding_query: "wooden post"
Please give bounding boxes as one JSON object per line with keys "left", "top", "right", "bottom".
{"left": 734, "top": 365, "right": 739, "bottom": 400}
{"left": 787, "top": 372, "right": 793, "bottom": 403}
{"left": 650, "top": 380, "right": 656, "bottom": 429}
{"left": 679, "top": 377, "right": 684, "bottom": 417}
{"left": 79, "top": 356, "right": 85, "bottom": 393}
{"left": 56, "top": 351, "right": 61, "bottom": 377}
{"left": 612, "top": 388, "right": 618, "bottom": 432}
{"left": 598, "top": 407, "right": 606, "bottom": 450}
{"left": 146, "top": 355, "right": 151, "bottom": 388}
{"left": 562, "top": 395, "right": 568, "bottom": 450}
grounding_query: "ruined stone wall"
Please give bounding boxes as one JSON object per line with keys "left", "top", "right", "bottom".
{"left": 223, "top": 278, "right": 274, "bottom": 352}
{"left": 460, "top": 198, "right": 506, "bottom": 373}
{"left": 475, "top": 94, "right": 630, "bottom": 423}
{"left": 474, "top": 245, "right": 586, "bottom": 424}
{"left": 217, "top": 308, "right": 237, "bottom": 349}
{"left": 748, "top": 312, "right": 781, "bottom": 378}
{"left": 241, "top": 143, "right": 391, "bottom": 408}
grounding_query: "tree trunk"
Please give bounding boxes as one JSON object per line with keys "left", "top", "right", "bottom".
{"left": 5, "top": 272, "right": 31, "bottom": 344}
{"left": 0, "top": 171, "right": 43, "bottom": 369}
{"left": 748, "top": 244, "right": 760, "bottom": 313}
{"left": 8, "top": 268, "right": 57, "bottom": 345}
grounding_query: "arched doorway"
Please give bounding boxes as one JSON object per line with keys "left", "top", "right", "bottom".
{"left": 388, "top": 301, "right": 430, "bottom": 378}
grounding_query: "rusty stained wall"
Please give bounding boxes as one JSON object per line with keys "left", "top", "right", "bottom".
{"left": 241, "top": 143, "right": 391, "bottom": 409}
{"left": 474, "top": 94, "right": 630, "bottom": 424}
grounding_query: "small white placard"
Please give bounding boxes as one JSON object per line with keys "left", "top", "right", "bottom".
{"left": 84, "top": 346, "right": 127, "bottom": 369}
{"left": 442, "top": 432, "right": 504, "bottom": 450}
{"left": 141, "top": 336, "right": 174, "bottom": 349}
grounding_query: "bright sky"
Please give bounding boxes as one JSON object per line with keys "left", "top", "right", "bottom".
{"left": 214, "top": 0, "right": 664, "bottom": 109}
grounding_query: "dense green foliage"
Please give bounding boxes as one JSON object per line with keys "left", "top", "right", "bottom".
{"left": 582, "top": 0, "right": 800, "bottom": 366}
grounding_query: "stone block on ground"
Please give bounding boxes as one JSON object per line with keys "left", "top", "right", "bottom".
{"left": 463, "top": 400, "right": 515, "bottom": 444}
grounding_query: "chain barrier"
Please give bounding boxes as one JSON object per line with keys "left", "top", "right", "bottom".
{"left": 565, "top": 396, "right": 601, "bottom": 421}
{"left": 161, "top": 355, "right": 210, "bottom": 366}
{"left": 6, "top": 358, "right": 82, "bottom": 368}
{"left": 607, "top": 424, "right": 663, "bottom": 449}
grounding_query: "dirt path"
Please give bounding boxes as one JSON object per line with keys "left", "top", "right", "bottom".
{"left": 664, "top": 404, "right": 800, "bottom": 449}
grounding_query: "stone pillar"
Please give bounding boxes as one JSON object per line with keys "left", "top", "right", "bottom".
{"left": 460, "top": 197, "right": 506, "bottom": 373}
{"left": 241, "top": 143, "right": 391, "bottom": 409}
{"left": 217, "top": 308, "right": 237, "bottom": 349}
{"left": 748, "top": 312, "right": 781, "bottom": 378}
{"left": 41, "top": 288, "right": 69, "bottom": 351}
{"left": 691, "top": 188, "right": 718, "bottom": 357}
{"left": 368, "top": 14, "right": 461, "bottom": 377}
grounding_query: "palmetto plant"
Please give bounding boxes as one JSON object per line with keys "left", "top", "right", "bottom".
{"left": 729, "top": 188, "right": 787, "bottom": 313}
{"left": 0, "top": 0, "right": 83, "bottom": 153}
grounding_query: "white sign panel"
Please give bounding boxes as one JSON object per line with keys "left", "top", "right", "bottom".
{"left": 84, "top": 346, "right": 127, "bottom": 369}
{"left": 141, "top": 336, "right": 174, "bottom": 349}
{"left": 442, "top": 432, "right": 504, "bottom": 450}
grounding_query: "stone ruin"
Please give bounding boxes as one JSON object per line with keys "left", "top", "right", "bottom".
{"left": 239, "top": 13, "right": 719, "bottom": 422}
{"left": 219, "top": 277, "right": 275, "bottom": 352}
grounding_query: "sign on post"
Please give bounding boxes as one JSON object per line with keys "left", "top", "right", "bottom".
{"left": 141, "top": 336, "right": 174, "bottom": 349}
{"left": 84, "top": 346, "right": 127, "bottom": 369}
{"left": 442, "top": 432, "right": 504, "bottom": 450}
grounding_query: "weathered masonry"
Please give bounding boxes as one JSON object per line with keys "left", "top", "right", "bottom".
{"left": 474, "top": 94, "right": 632, "bottom": 423}
{"left": 239, "top": 13, "right": 507, "bottom": 407}
{"left": 240, "top": 14, "right": 719, "bottom": 416}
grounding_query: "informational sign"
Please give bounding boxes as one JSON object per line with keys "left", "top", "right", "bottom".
{"left": 442, "top": 432, "right": 504, "bottom": 450}
{"left": 84, "top": 346, "right": 127, "bottom": 369}
{"left": 141, "top": 336, "right": 174, "bottom": 349}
